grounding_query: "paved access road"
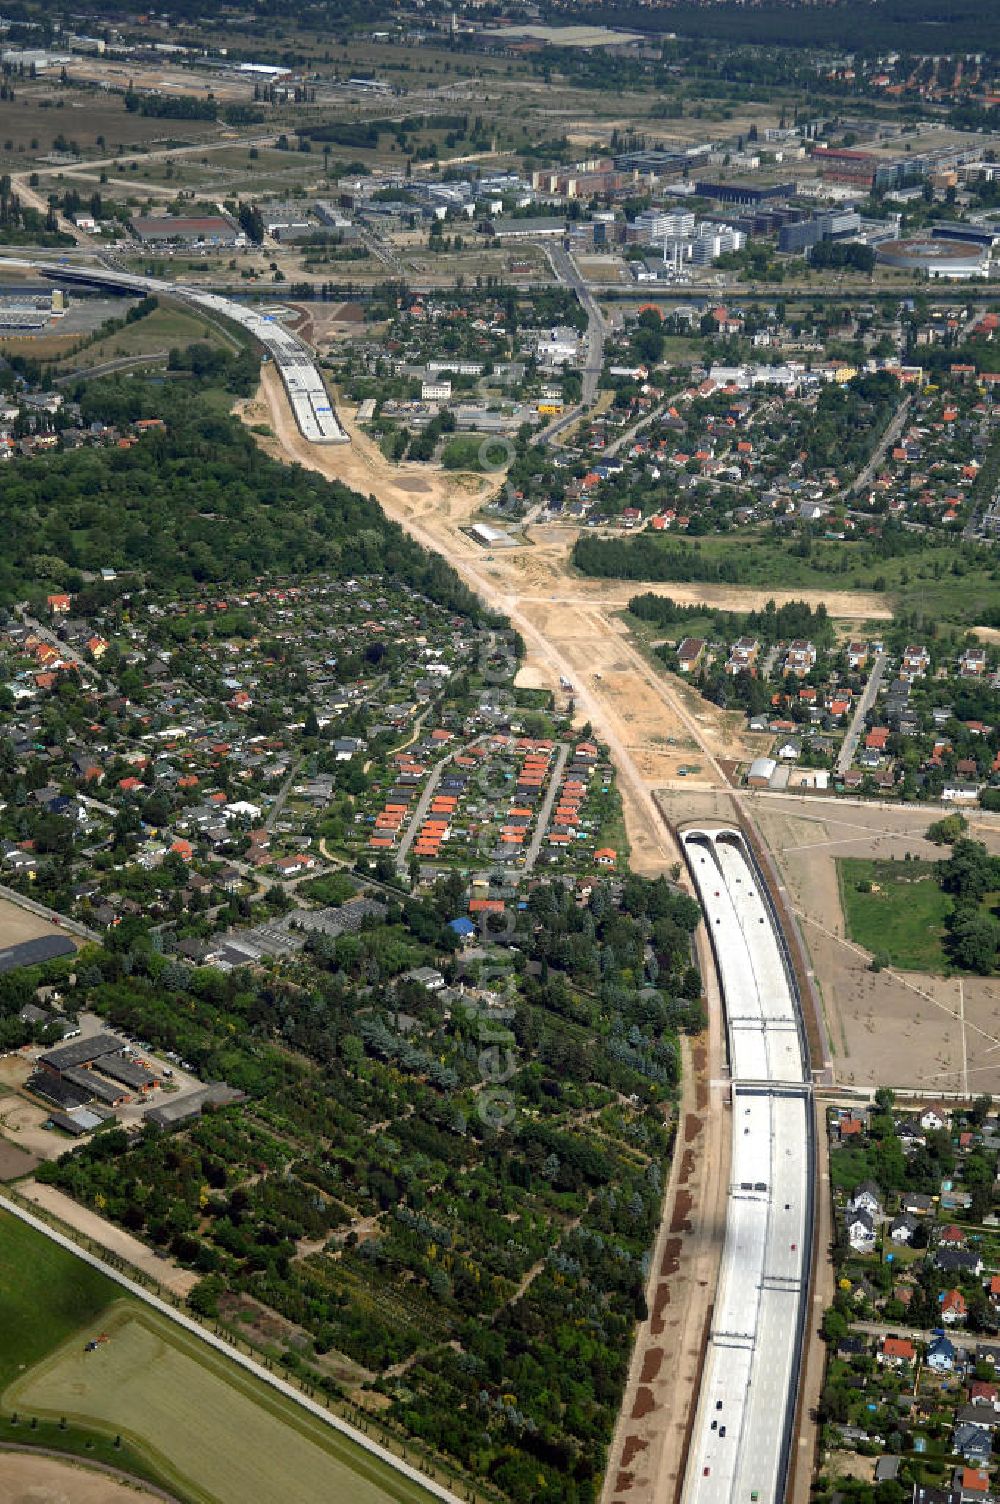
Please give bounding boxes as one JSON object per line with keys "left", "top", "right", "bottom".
{"left": 844, "top": 396, "right": 912, "bottom": 504}
{"left": 18, "top": 607, "right": 95, "bottom": 678}
{"left": 835, "top": 652, "right": 888, "bottom": 776}
{"left": 0, "top": 880, "right": 99, "bottom": 944}
{"left": 524, "top": 742, "right": 569, "bottom": 871}
{"left": 395, "top": 753, "right": 455, "bottom": 870}
{"left": 853, "top": 1318, "right": 989, "bottom": 1353}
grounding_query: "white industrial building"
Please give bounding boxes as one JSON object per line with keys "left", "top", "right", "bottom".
{"left": 421, "top": 380, "right": 452, "bottom": 401}
{"left": 632, "top": 210, "right": 746, "bottom": 267}
{"left": 533, "top": 326, "right": 582, "bottom": 368}
{"left": 689, "top": 222, "right": 746, "bottom": 264}
{"left": 633, "top": 208, "right": 697, "bottom": 243}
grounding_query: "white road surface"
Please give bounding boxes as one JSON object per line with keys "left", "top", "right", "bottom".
{"left": 681, "top": 828, "right": 812, "bottom": 1504}
{"left": 2, "top": 258, "right": 348, "bottom": 445}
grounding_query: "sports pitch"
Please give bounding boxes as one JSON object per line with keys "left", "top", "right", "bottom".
{"left": 1, "top": 1212, "right": 440, "bottom": 1504}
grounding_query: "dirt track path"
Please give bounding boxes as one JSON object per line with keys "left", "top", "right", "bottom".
{"left": 0, "top": 1450, "right": 171, "bottom": 1504}
{"left": 15, "top": 1183, "right": 196, "bottom": 1299}
{"left": 602, "top": 939, "right": 730, "bottom": 1504}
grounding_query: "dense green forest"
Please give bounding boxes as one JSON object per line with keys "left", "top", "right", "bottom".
{"left": 629, "top": 592, "right": 835, "bottom": 648}
{"left": 937, "top": 839, "right": 1000, "bottom": 974}
{"left": 0, "top": 376, "right": 483, "bottom": 620}
{"left": 563, "top": 0, "right": 1000, "bottom": 55}
{"left": 575, "top": 532, "right": 851, "bottom": 587}
{"left": 123, "top": 89, "right": 217, "bottom": 120}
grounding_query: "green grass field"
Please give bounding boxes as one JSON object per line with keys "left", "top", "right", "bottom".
{"left": 627, "top": 609, "right": 719, "bottom": 647}
{"left": 67, "top": 304, "right": 237, "bottom": 370}
{"left": 0, "top": 1213, "right": 441, "bottom": 1504}
{"left": 837, "top": 858, "right": 952, "bottom": 972}
{"left": 582, "top": 531, "right": 1000, "bottom": 627}
{"left": 0, "top": 1209, "right": 118, "bottom": 1392}
{"left": 0, "top": 1209, "right": 179, "bottom": 1488}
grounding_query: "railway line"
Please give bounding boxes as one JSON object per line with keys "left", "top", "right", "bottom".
{"left": 680, "top": 826, "right": 814, "bottom": 1504}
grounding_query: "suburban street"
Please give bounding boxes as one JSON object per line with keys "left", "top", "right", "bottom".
{"left": 844, "top": 395, "right": 912, "bottom": 503}
{"left": 264, "top": 755, "right": 307, "bottom": 833}
{"left": 395, "top": 753, "right": 454, "bottom": 870}
{"left": 524, "top": 742, "right": 569, "bottom": 871}
{"left": 0, "top": 881, "right": 100, "bottom": 944}
{"left": 16, "top": 608, "right": 95, "bottom": 679}
{"left": 853, "top": 1318, "right": 994, "bottom": 1354}
{"left": 835, "top": 651, "right": 888, "bottom": 776}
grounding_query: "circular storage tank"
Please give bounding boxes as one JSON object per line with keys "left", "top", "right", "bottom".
{"left": 876, "top": 237, "right": 986, "bottom": 278}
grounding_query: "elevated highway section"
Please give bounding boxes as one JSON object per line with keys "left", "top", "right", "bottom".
{"left": 681, "top": 827, "right": 814, "bottom": 1504}
{"left": 4, "top": 257, "right": 348, "bottom": 446}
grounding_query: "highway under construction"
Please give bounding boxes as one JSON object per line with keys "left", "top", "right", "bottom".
{"left": 5, "top": 257, "right": 349, "bottom": 446}
{"left": 680, "top": 826, "right": 815, "bottom": 1504}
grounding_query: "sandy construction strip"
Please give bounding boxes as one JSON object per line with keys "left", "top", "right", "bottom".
{"left": 243, "top": 369, "right": 683, "bottom": 874}
{"left": 602, "top": 951, "right": 730, "bottom": 1504}
{"left": 14, "top": 1183, "right": 196, "bottom": 1300}
{"left": 241, "top": 369, "right": 874, "bottom": 1504}
{"left": 241, "top": 372, "right": 819, "bottom": 871}
{"left": 512, "top": 578, "right": 892, "bottom": 619}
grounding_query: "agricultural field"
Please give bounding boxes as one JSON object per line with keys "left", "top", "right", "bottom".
{"left": 0, "top": 89, "right": 217, "bottom": 165}
{"left": 9, "top": 1303, "right": 436, "bottom": 1504}
{"left": 0, "top": 1209, "right": 173, "bottom": 1489}
{"left": 0, "top": 1209, "right": 117, "bottom": 1392}
{"left": 837, "top": 857, "right": 953, "bottom": 973}
{"left": 0, "top": 1212, "right": 439, "bottom": 1504}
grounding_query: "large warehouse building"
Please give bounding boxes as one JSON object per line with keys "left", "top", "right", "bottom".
{"left": 131, "top": 214, "right": 246, "bottom": 248}
{"left": 0, "top": 933, "right": 76, "bottom": 973}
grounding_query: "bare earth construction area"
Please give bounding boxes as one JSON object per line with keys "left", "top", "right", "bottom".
{"left": 235, "top": 369, "right": 1000, "bottom": 1504}
{"left": 241, "top": 370, "right": 890, "bottom": 880}
{"left": 658, "top": 789, "right": 1000, "bottom": 1094}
